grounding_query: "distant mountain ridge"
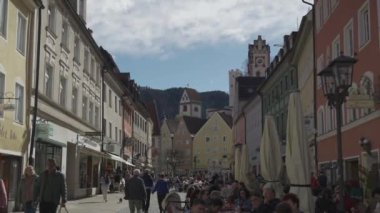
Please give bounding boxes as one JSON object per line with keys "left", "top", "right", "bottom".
{"left": 139, "top": 87, "right": 229, "bottom": 120}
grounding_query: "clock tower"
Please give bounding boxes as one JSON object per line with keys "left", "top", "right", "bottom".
{"left": 247, "top": 35, "right": 270, "bottom": 77}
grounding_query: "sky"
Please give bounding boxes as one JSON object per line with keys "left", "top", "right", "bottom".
{"left": 87, "top": 0, "right": 311, "bottom": 92}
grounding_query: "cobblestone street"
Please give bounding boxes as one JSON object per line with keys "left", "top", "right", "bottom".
{"left": 15, "top": 191, "right": 185, "bottom": 213}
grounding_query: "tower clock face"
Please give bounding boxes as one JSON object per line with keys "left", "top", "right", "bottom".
{"left": 255, "top": 56, "right": 264, "bottom": 65}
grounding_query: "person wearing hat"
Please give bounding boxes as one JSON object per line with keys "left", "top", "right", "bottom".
{"left": 162, "top": 191, "right": 182, "bottom": 213}
{"left": 261, "top": 183, "right": 280, "bottom": 213}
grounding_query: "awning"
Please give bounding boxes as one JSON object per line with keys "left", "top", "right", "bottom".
{"left": 36, "top": 138, "right": 67, "bottom": 147}
{"left": 107, "top": 153, "right": 135, "bottom": 167}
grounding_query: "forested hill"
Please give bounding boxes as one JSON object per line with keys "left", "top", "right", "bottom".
{"left": 139, "top": 87, "right": 229, "bottom": 119}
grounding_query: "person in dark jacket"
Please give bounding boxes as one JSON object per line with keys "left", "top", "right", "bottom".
{"left": 152, "top": 174, "right": 170, "bottom": 213}
{"left": 34, "top": 159, "right": 67, "bottom": 213}
{"left": 261, "top": 183, "right": 280, "bottom": 213}
{"left": 125, "top": 169, "right": 146, "bottom": 213}
{"left": 318, "top": 171, "right": 328, "bottom": 189}
{"left": 315, "top": 188, "right": 336, "bottom": 213}
{"left": 142, "top": 169, "right": 153, "bottom": 212}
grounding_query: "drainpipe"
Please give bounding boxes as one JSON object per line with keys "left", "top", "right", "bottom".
{"left": 29, "top": 3, "right": 45, "bottom": 166}
{"left": 301, "top": 0, "right": 318, "bottom": 173}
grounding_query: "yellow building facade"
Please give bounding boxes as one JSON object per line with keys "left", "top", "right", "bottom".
{"left": 193, "top": 112, "right": 233, "bottom": 173}
{"left": 0, "top": 0, "right": 41, "bottom": 210}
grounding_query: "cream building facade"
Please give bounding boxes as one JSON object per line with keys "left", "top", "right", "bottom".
{"left": 132, "top": 104, "right": 153, "bottom": 169}
{"left": 0, "top": 0, "right": 41, "bottom": 210}
{"left": 193, "top": 112, "right": 233, "bottom": 174}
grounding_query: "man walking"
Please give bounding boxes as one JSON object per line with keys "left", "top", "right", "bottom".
{"left": 152, "top": 174, "right": 169, "bottom": 213}
{"left": 125, "top": 169, "right": 146, "bottom": 213}
{"left": 34, "top": 159, "right": 67, "bottom": 213}
{"left": 142, "top": 169, "right": 153, "bottom": 212}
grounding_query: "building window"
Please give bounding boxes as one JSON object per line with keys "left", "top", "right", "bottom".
{"left": 102, "top": 83, "right": 106, "bottom": 102}
{"left": 95, "top": 106, "right": 99, "bottom": 128}
{"left": 344, "top": 20, "right": 354, "bottom": 56}
{"left": 183, "top": 105, "right": 187, "bottom": 112}
{"left": 318, "top": 1, "right": 324, "bottom": 29}
{"left": 82, "top": 96, "right": 87, "bottom": 121}
{"left": 89, "top": 102, "right": 93, "bottom": 125}
{"left": 14, "top": 83, "right": 24, "bottom": 123}
{"left": 108, "top": 90, "right": 112, "bottom": 107}
{"left": 16, "top": 12, "right": 27, "bottom": 55}
{"left": 119, "top": 130, "right": 122, "bottom": 143}
{"left": 206, "top": 137, "right": 210, "bottom": 143}
{"left": 109, "top": 122, "right": 112, "bottom": 138}
{"left": 115, "top": 127, "right": 118, "bottom": 142}
{"left": 119, "top": 100, "right": 122, "bottom": 116}
{"left": 359, "top": 3, "right": 370, "bottom": 47}
{"left": 0, "top": 72, "right": 4, "bottom": 118}
{"left": 0, "top": 0, "right": 8, "bottom": 38}
{"left": 96, "top": 65, "right": 100, "bottom": 85}
{"left": 83, "top": 50, "right": 89, "bottom": 74}
{"left": 332, "top": 35, "right": 340, "bottom": 59}
{"left": 58, "top": 77, "right": 67, "bottom": 107}
{"left": 35, "top": 142, "right": 62, "bottom": 175}
{"left": 45, "top": 65, "right": 53, "bottom": 98}
{"left": 47, "top": 4, "right": 56, "bottom": 34}
{"left": 74, "top": 36, "right": 80, "bottom": 62}
{"left": 115, "top": 96, "right": 117, "bottom": 113}
{"left": 72, "top": 87, "right": 78, "bottom": 114}
{"left": 290, "top": 70, "right": 294, "bottom": 86}
{"left": 61, "top": 21, "right": 69, "bottom": 50}
{"left": 194, "top": 106, "right": 198, "bottom": 112}
{"left": 103, "top": 118, "right": 106, "bottom": 135}
{"left": 79, "top": 0, "right": 86, "bottom": 20}
{"left": 90, "top": 58, "right": 95, "bottom": 80}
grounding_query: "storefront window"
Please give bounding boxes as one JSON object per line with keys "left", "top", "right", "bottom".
{"left": 0, "top": 155, "right": 21, "bottom": 201}
{"left": 79, "top": 155, "right": 88, "bottom": 188}
{"left": 80, "top": 155, "right": 98, "bottom": 188}
{"left": 35, "top": 142, "right": 62, "bottom": 174}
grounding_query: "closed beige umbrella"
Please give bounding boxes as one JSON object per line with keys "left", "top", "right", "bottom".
{"left": 260, "top": 115, "right": 283, "bottom": 197}
{"left": 285, "top": 92, "right": 314, "bottom": 213}
{"left": 239, "top": 144, "right": 249, "bottom": 183}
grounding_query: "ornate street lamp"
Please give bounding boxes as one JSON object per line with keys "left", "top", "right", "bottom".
{"left": 318, "top": 53, "right": 357, "bottom": 212}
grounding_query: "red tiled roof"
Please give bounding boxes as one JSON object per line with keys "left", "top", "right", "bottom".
{"left": 184, "top": 88, "right": 201, "bottom": 102}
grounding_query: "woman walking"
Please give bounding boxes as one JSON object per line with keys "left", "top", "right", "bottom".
{"left": 18, "top": 166, "right": 38, "bottom": 213}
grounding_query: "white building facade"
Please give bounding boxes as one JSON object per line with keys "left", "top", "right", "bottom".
{"left": 33, "top": 0, "right": 103, "bottom": 199}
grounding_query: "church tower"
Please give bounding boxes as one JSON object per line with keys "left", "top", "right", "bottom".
{"left": 247, "top": 35, "right": 270, "bottom": 77}
{"left": 179, "top": 88, "right": 202, "bottom": 118}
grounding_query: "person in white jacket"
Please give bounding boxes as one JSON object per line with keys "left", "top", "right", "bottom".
{"left": 100, "top": 171, "right": 111, "bottom": 202}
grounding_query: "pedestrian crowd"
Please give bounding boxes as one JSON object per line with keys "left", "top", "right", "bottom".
{"left": 5, "top": 162, "right": 380, "bottom": 213}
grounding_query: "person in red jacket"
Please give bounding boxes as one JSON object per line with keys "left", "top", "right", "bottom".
{"left": 311, "top": 172, "right": 320, "bottom": 196}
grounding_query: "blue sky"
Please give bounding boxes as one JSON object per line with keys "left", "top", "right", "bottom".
{"left": 87, "top": 0, "right": 311, "bottom": 92}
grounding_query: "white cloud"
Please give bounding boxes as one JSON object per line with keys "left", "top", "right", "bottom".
{"left": 87, "top": 0, "right": 310, "bottom": 56}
